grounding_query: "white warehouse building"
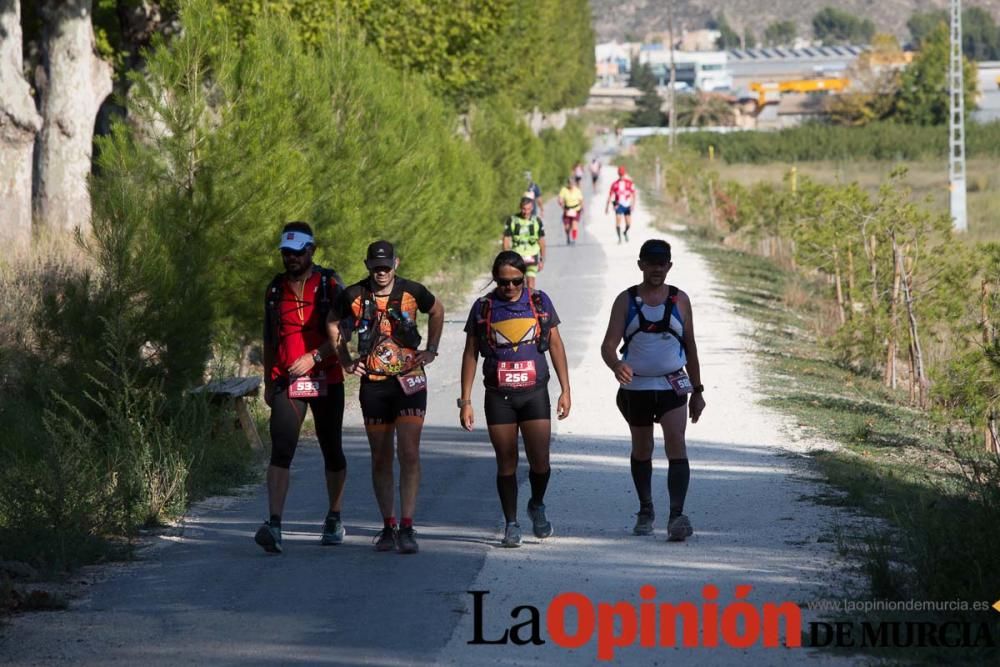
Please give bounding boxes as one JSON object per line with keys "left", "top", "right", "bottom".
{"left": 638, "top": 46, "right": 733, "bottom": 92}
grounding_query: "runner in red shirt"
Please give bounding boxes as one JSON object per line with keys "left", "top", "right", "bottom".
{"left": 605, "top": 166, "right": 637, "bottom": 244}
{"left": 255, "top": 221, "right": 347, "bottom": 554}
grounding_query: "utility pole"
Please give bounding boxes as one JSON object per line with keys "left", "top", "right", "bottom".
{"left": 668, "top": 1, "right": 677, "bottom": 150}
{"left": 949, "top": 0, "right": 968, "bottom": 232}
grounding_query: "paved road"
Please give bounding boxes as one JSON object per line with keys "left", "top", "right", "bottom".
{"left": 1, "top": 146, "right": 858, "bottom": 665}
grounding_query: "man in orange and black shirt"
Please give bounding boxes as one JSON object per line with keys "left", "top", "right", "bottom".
{"left": 329, "top": 240, "right": 444, "bottom": 554}
{"left": 256, "top": 221, "right": 347, "bottom": 555}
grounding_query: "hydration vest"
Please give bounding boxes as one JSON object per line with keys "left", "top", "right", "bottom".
{"left": 508, "top": 216, "right": 542, "bottom": 249}
{"left": 355, "top": 280, "right": 422, "bottom": 359}
{"left": 475, "top": 289, "right": 552, "bottom": 355}
{"left": 620, "top": 285, "right": 685, "bottom": 356}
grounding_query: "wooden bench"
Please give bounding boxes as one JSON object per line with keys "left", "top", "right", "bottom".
{"left": 191, "top": 377, "right": 263, "bottom": 451}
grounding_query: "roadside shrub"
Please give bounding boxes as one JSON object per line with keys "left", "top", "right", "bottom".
{"left": 678, "top": 121, "right": 1000, "bottom": 164}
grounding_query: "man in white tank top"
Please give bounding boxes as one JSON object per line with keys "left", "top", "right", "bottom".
{"left": 600, "top": 240, "right": 706, "bottom": 541}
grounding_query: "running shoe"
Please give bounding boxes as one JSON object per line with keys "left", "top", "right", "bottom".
{"left": 633, "top": 508, "right": 655, "bottom": 536}
{"left": 397, "top": 526, "right": 419, "bottom": 554}
{"left": 527, "top": 501, "right": 553, "bottom": 539}
{"left": 501, "top": 522, "right": 522, "bottom": 548}
{"left": 373, "top": 525, "right": 399, "bottom": 552}
{"left": 667, "top": 514, "right": 694, "bottom": 542}
{"left": 254, "top": 521, "right": 282, "bottom": 554}
{"left": 320, "top": 515, "right": 346, "bottom": 545}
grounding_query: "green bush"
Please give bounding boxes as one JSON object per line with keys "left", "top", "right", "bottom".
{"left": 677, "top": 121, "right": 1000, "bottom": 164}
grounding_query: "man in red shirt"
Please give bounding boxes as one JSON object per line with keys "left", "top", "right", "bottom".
{"left": 255, "top": 222, "right": 347, "bottom": 554}
{"left": 605, "top": 165, "right": 638, "bottom": 244}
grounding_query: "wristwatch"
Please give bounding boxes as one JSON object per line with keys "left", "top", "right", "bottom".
{"left": 311, "top": 349, "right": 323, "bottom": 364}
{"left": 456, "top": 398, "right": 472, "bottom": 408}
{"left": 426, "top": 344, "right": 439, "bottom": 355}
{"left": 692, "top": 384, "right": 705, "bottom": 394}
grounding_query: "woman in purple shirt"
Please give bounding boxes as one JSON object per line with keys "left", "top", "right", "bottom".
{"left": 458, "top": 251, "right": 571, "bottom": 547}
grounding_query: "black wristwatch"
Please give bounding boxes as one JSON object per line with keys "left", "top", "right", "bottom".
{"left": 457, "top": 398, "right": 472, "bottom": 408}
{"left": 692, "top": 384, "right": 705, "bottom": 394}
{"left": 312, "top": 349, "right": 324, "bottom": 364}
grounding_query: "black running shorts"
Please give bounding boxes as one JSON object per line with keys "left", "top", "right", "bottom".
{"left": 484, "top": 385, "right": 551, "bottom": 425}
{"left": 616, "top": 388, "right": 687, "bottom": 427}
{"left": 359, "top": 378, "right": 427, "bottom": 426}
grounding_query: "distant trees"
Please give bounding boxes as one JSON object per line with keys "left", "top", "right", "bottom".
{"left": 895, "top": 24, "right": 977, "bottom": 125}
{"left": 812, "top": 7, "right": 875, "bottom": 45}
{"left": 711, "top": 14, "right": 756, "bottom": 50}
{"left": 629, "top": 59, "right": 664, "bottom": 126}
{"left": 909, "top": 7, "right": 1000, "bottom": 61}
{"left": 763, "top": 20, "right": 797, "bottom": 47}
{"left": 674, "top": 93, "right": 735, "bottom": 127}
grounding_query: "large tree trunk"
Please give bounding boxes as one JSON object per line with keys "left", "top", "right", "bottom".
{"left": 0, "top": 0, "right": 43, "bottom": 247}
{"left": 33, "top": 0, "right": 113, "bottom": 235}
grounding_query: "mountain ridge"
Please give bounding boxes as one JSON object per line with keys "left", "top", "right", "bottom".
{"left": 590, "top": 0, "right": 1000, "bottom": 45}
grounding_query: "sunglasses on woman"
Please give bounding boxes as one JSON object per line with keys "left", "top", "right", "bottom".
{"left": 496, "top": 277, "right": 525, "bottom": 287}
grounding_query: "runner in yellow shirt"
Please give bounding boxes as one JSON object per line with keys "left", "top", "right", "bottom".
{"left": 558, "top": 176, "right": 585, "bottom": 246}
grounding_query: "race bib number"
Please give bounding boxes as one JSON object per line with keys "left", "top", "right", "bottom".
{"left": 398, "top": 368, "right": 428, "bottom": 396}
{"left": 666, "top": 370, "right": 693, "bottom": 395}
{"left": 289, "top": 372, "right": 327, "bottom": 398}
{"left": 565, "top": 208, "right": 579, "bottom": 219}
{"left": 522, "top": 254, "right": 539, "bottom": 266}
{"left": 497, "top": 361, "right": 537, "bottom": 389}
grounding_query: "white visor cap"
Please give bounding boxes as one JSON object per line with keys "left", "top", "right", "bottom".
{"left": 279, "top": 231, "right": 314, "bottom": 251}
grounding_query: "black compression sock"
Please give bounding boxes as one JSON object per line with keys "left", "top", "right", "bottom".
{"left": 269, "top": 514, "right": 281, "bottom": 528}
{"left": 630, "top": 457, "right": 653, "bottom": 509}
{"left": 528, "top": 468, "right": 551, "bottom": 506}
{"left": 668, "top": 458, "right": 690, "bottom": 519}
{"left": 326, "top": 510, "right": 341, "bottom": 521}
{"left": 497, "top": 474, "right": 518, "bottom": 523}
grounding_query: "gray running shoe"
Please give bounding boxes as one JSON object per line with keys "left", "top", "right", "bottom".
{"left": 501, "top": 522, "right": 522, "bottom": 548}
{"left": 320, "top": 516, "right": 346, "bottom": 545}
{"left": 667, "top": 514, "right": 694, "bottom": 542}
{"left": 527, "top": 501, "right": 553, "bottom": 539}
{"left": 373, "top": 526, "right": 398, "bottom": 552}
{"left": 397, "top": 526, "right": 419, "bottom": 554}
{"left": 254, "top": 521, "right": 282, "bottom": 554}
{"left": 633, "top": 508, "right": 655, "bottom": 536}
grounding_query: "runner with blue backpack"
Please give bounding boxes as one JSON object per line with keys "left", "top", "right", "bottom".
{"left": 600, "top": 239, "right": 706, "bottom": 542}
{"left": 458, "top": 251, "right": 571, "bottom": 548}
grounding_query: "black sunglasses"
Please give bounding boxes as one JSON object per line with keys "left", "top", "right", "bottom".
{"left": 281, "top": 247, "right": 308, "bottom": 257}
{"left": 496, "top": 277, "right": 525, "bottom": 287}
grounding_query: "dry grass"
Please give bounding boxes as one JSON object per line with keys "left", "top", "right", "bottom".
{"left": 0, "top": 234, "right": 91, "bottom": 383}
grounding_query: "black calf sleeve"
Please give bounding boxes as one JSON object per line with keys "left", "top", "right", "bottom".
{"left": 497, "top": 474, "right": 518, "bottom": 523}
{"left": 631, "top": 456, "right": 653, "bottom": 508}
{"left": 668, "top": 458, "right": 690, "bottom": 518}
{"left": 529, "top": 468, "right": 550, "bottom": 506}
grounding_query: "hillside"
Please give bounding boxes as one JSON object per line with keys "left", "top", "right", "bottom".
{"left": 590, "top": 0, "right": 1000, "bottom": 44}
